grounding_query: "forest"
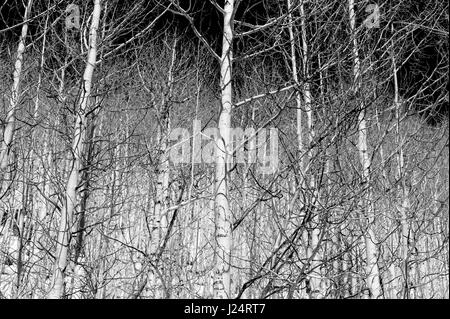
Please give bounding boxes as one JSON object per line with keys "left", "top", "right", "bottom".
{"left": 0, "top": 0, "right": 448, "bottom": 299}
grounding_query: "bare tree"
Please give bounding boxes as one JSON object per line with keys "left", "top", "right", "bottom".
{"left": 0, "top": 0, "right": 33, "bottom": 174}
{"left": 48, "top": 0, "right": 102, "bottom": 299}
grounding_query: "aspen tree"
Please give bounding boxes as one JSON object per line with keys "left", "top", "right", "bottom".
{"left": 0, "top": 0, "right": 33, "bottom": 173}
{"left": 287, "top": 0, "right": 322, "bottom": 298}
{"left": 348, "top": 0, "right": 382, "bottom": 298}
{"left": 287, "top": 0, "right": 303, "bottom": 164}
{"left": 287, "top": 0, "right": 307, "bottom": 298}
{"left": 155, "top": 36, "right": 177, "bottom": 254}
{"left": 214, "top": 0, "right": 234, "bottom": 299}
{"left": 0, "top": 0, "right": 33, "bottom": 299}
{"left": 48, "top": 0, "right": 102, "bottom": 299}
{"left": 391, "top": 25, "right": 411, "bottom": 298}
{"left": 299, "top": 0, "right": 322, "bottom": 299}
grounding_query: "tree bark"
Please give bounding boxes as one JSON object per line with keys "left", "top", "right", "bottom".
{"left": 213, "top": 0, "right": 234, "bottom": 299}
{"left": 0, "top": 0, "right": 33, "bottom": 172}
{"left": 392, "top": 26, "right": 411, "bottom": 298}
{"left": 48, "top": 0, "right": 102, "bottom": 299}
{"left": 348, "top": 0, "right": 382, "bottom": 299}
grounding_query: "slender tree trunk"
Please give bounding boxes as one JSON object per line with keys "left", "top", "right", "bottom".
{"left": 243, "top": 105, "right": 256, "bottom": 299}
{"left": 48, "top": 0, "right": 102, "bottom": 299}
{"left": 0, "top": 0, "right": 33, "bottom": 173}
{"left": 287, "top": 0, "right": 303, "bottom": 167}
{"left": 155, "top": 37, "right": 177, "bottom": 254}
{"left": 298, "top": 0, "right": 323, "bottom": 299}
{"left": 213, "top": 0, "right": 234, "bottom": 299}
{"left": 68, "top": 119, "right": 96, "bottom": 299}
{"left": 287, "top": 0, "right": 308, "bottom": 298}
{"left": 391, "top": 27, "right": 411, "bottom": 298}
{"left": 0, "top": 0, "right": 33, "bottom": 299}
{"left": 348, "top": 0, "right": 382, "bottom": 299}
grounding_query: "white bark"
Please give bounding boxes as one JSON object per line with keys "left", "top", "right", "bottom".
{"left": 48, "top": 0, "right": 101, "bottom": 299}
{"left": 392, "top": 27, "right": 411, "bottom": 298}
{"left": 0, "top": 0, "right": 33, "bottom": 171}
{"left": 213, "top": 0, "right": 234, "bottom": 299}
{"left": 155, "top": 37, "right": 177, "bottom": 252}
{"left": 348, "top": 0, "right": 382, "bottom": 299}
{"left": 299, "top": 0, "right": 322, "bottom": 299}
{"left": 288, "top": 0, "right": 322, "bottom": 298}
{"left": 287, "top": 0, "right": 303, "bottom": 163}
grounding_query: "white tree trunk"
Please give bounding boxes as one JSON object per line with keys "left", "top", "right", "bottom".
{"left": 155, "top": 37, "right": 177, "bottom": 253}
{"left": 299, "top": 0, "right": 322, "bottom": 299}
{"left": 288, "top": 0, "right": 322, "bottom": 298}
{"left": 348, "top": 0, "right": 382, "bottom": 299}
{"left": 287, "top": 0, "right": 303, "bottom": 164}
{"left": 213, "top": 0, "right": 234, "bottom": 299}
{"left": 392, "top": 29, "right": 411, "bottom": 298}
{"left": 48, "top": 0, "right": 101, "bottom": 299}
{"left": 0, "top": 0, "right": 33, "bottom": 171}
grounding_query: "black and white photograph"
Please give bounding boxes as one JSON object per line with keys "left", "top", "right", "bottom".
{"left": 0, "top": 0, "right": 448, "bottom": 304}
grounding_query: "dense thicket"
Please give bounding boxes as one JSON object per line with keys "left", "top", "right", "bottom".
{"left": 0, "top": 0, "right": 448, "bottom": 299}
